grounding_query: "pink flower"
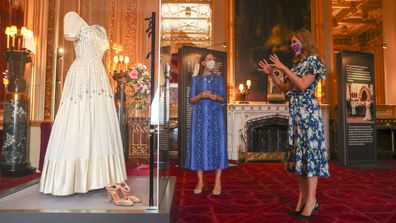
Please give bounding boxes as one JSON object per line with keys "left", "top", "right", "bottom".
{"left": 129, "top": 70, "right": 139, "bottom": 79}
{"left": 134, "top": 83, "right": 142, "bottom": 92}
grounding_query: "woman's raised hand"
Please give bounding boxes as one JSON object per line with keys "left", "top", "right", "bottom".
{"left": 258, "top": 59, "right": 273, "bottom": 75}
{"left": 269, "top": 54, "right": 287, "bottom": 71}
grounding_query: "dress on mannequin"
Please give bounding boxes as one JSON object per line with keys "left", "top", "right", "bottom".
{"left": 40, "top": 11, "right": 127, "bottom": 196}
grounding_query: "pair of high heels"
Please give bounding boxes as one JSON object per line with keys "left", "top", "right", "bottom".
{"left": 106, "top": 184, "right": 133, "bottom": 206}
{"left": 193, "top": 184, "right": 221, "bottom": 196}
{"left": 118, "top": 182, "right": 142, "bottom": 203}
{"left": 293, "top": 202, "right": 320, "bottom": 220}
{"left": 106, "top": 183, "right": 142, "bottom": 206}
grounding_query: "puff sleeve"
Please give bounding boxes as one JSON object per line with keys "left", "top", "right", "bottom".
{"left": 307, "top": 56, "right": 326, "bottom": 80}
{"left": 64, "top": 11, "right": 87, "bottom": 41}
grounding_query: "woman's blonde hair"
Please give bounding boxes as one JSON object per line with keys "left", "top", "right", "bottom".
{"left": 291, "top": 29, "right": 318, "bottom": 63}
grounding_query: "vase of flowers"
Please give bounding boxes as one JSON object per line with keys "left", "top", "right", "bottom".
{"left": 112, "top": 63, "right": 150, "bottom": 160}
{"left": 124, "top": 63, "right": 151, "bottom": 112}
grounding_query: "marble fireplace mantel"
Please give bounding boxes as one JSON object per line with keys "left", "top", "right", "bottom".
{"left": 227, "top": 102, "right": 330, "bottom": 161}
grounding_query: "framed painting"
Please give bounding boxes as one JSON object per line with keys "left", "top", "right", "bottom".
{"left": 235, "top": 0, "right": 310, "bottom": 102}
{"left": 267, "top": 69, "right": 285, "bottom": 101}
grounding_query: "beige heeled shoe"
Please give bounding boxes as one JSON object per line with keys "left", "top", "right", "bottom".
{"left": 106, "top": 185, "right": 134, "bottom": 206}
{"left": 118, "top": 182, "right": 142, "bottom": 203}
{"left": 193, "top": 183, "right": 205, "bottom": 194}
{"left": 212, "top": 185, "right": 221, "bottom": 196}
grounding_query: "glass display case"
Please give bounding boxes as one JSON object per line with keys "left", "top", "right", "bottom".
{"left": 50, "top": 0, "right": 170, "bottom": 210}
{"left": 0, "top": 1, "right": 173, "bottom": 221}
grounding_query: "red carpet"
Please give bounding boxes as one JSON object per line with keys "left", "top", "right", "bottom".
{"left": 0, "top": 173, "right": 40, "bottom": 192}
{"left": 1, "top": 160, "right": 395, "bottom": 223}
{"left": 169, "top": 161, "right": 396, "bottom": 223}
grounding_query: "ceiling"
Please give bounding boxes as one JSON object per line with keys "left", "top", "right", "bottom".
{"left": 332, "top": 0, "right": 382, "bottom": 38}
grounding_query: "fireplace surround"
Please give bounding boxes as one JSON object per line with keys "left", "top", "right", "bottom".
{"left": 227, "top": 103, "right": 330, "bottom": 161}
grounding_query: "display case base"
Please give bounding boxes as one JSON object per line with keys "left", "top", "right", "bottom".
{"left": 0, "top": 176, "right": 175, "bottom": 223}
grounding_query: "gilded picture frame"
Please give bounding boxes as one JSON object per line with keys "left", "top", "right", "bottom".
{"left": 267, "top": 69, "right": 285, "bottom": 101}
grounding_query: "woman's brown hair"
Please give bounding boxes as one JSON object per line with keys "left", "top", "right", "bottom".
{"left": 197, "top": 52, "right": 212, "bottom": 76}
{"left": 291, "top": 29, "right": 319, "bottom": 63}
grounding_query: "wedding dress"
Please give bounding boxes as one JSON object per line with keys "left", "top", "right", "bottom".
{"left": 40, "top": 12, "right": 127, "bottom": 196}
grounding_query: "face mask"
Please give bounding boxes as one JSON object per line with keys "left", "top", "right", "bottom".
{"left": 291, "top": 40, "right": 302, "bottom": 55}
{"left": 205, "top": 60, "right": 215, "bottom": 70}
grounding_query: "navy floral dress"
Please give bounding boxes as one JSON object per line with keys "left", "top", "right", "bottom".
{"left": 185, "top": 74, "right": 229, "bottom": 171}
{"left": 284, "top": 56, "right": 330, "bottom": 177}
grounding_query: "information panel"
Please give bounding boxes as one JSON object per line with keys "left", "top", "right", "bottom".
{"left": 336, "top": 51, "right": 377, "bottom": 166}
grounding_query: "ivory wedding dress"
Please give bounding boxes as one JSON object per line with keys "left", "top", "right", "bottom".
{"left": 40, "top": 20, "right": 127, "bottom": 196}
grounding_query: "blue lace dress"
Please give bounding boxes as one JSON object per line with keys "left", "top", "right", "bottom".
{"left": 284, "top": 56, "right": 330, "bottom": 177}
{"left": 185, "top": 74, "right": 229, "bottom": 171}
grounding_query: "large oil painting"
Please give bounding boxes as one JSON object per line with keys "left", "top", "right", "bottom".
{"left": 235, "top": 0, "right": 311, "bottom": 101}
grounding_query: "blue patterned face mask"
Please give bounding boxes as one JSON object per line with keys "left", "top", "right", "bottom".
{"left": 291, "top": 40, "right": 302, "bottom": 56}
{"left": 205, "top": 60, "right": 215, "bottom": 70}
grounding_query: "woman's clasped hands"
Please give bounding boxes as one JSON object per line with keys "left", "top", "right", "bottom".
{"left": 198, "top": 91, "right": 219, "bottom": 101}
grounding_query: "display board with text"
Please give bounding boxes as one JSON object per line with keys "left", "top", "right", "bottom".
{"left": 336, "top": 51, "right": 377, "bottom": 166}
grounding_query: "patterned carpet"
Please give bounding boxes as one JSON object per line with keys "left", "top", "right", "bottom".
{"left": 169, "top": 161, "right": 396, "bottom": 223}
{"left": 1, "top": 160, "right": 395, "bottom": 223}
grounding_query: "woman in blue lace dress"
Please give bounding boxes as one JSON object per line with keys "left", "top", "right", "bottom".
{"left": 185, "top": 53, "right": 228, "bottom": 195}
{"left": 258, "top": 29, "right": 330, "bottom": 220}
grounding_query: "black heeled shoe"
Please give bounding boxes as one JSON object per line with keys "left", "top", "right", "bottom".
{"left": 287, "top": 204, "right": 305, "bottom": 216}
{"left": 295, "top": 202, "right": 320, "bottom": 220}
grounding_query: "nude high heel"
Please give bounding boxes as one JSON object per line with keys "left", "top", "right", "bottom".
{"left": 211, "top": 180, "right": 222, "bottom": 196}
{"left": 118, "top": 182, "right": 142, "bottom": 203}
{"left": 212, "top": 186, "right": 221, "bottom": 196}
{"left": 106, "top": 185, "right": 134, "bottom": 206}
{"left": 194, "top": 183, "right": 205, "bottom": 194}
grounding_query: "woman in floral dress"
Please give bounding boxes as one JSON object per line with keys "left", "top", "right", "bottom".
{"left": 258, "top": 29, "right": 330, "bottom": 220}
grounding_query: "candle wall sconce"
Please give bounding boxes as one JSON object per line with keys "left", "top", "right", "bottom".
{"left": 113, "top": 55, "right": 130, "bottom": 73}
{"left": 238, "top": 80, "right": 251, "bottom": 104}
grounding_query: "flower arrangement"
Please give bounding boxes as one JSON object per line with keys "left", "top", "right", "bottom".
{"left": 124, "top": 63, "right": 151, "bottom": 110}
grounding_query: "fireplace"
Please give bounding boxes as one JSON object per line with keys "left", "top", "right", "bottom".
{"left": 243, "top": 115, "right": 288, "bottom": 161}
{"left": 246, "top": 116, "right": 288, "bottom": 153}
{"left": 227, "top": 103, "right": 330, "bottom": 161}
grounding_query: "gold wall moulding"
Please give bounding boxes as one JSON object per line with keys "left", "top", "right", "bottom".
{"left": 162, "top": 3, "right": 210, "bottom": 18}
{"left": 129, "top": 144, "right": 149, "bottom": 158}
{"left": 161, "top": 2, "right": 212, "bottom": 51}
{"left": 8, "top": 0, "right": 25, "bottom": 8}
{"left": 44, "top": 0, "right": 57, "bottom": 120}
{"left": 376, "top": 105, "right": 396, "bottom": 119}
{"left": 5, "top": 93, "right": 27, "bottom": 101}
